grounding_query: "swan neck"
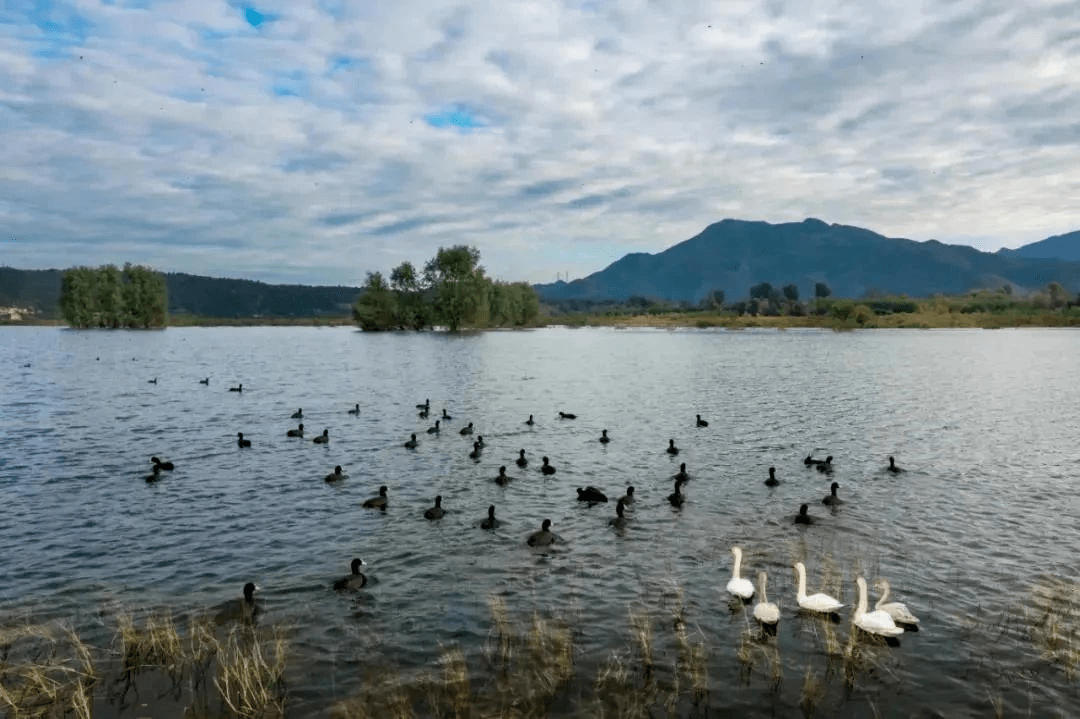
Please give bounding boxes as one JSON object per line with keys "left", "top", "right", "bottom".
{"left": 795, "top": 564, "right": 807, "bottom": 600}
{"left": 732, "top": 549, "right": 742, "bottom": 578}
{"left": 875, "top": 580, "right": 891, "bottom": 610}
{"left": 855, "top": 578, "right": 868, "bottom": 616}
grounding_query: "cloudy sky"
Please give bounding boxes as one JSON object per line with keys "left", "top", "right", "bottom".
{"left": 1, "top": 0, "right": 1078, "bottom": 286}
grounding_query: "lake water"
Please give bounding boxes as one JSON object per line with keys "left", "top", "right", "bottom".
{"left": 2, "top": 325, "right": 1079, "bottom": 717}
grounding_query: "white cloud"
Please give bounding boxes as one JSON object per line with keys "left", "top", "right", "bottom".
{"left": 1, "top": 0, "right": 1078, "bottom": 286}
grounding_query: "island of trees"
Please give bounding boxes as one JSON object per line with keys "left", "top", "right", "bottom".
{"left": 353, "top": 246, "right": 540, "bottom": 331}
{"left": 59, "top": 264, "right": 168, "bottom": 328}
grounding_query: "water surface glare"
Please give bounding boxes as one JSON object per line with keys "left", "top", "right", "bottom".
{"left": 2, "top": 326, "right": 1079, "bottom": 717}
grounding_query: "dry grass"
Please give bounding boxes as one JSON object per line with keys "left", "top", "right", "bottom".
{"left": 1028, "top": 576, "right": 1080, "bottom": 679}
{"left": 213, "top": 625, "right": 288, "bottom": 719}
{"left": 0, "top": 623, "right": 95, "bottom": 719}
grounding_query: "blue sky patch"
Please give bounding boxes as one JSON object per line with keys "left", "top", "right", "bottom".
{"left": 424, "top": 106, "right": 487, "bottom": 131}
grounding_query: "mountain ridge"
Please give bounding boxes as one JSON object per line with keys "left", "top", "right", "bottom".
{"left": 534, "top": 218, "right": 1080, "bottom": 302}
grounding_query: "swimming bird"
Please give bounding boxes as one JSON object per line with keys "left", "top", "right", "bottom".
{"left": 229, "top": 384, "right": 242, "bottom": 392}
{"left": 576, "top": 486, "right": 608, "bottom": 503}
{"left": 887, "top": 456, "right": 904, "bottom": 473}
{"left": 815, "top": 456, "right": 834, "bottom": 473}
{"left": 793, "top": 562, "right": 844, "bottom": 614}
{"left": 469, "top": 441, "right": 482, "bottom": 460}
{"left": 610, "top": 499, "right": 628, "bottom": 529}
{"left": 854, "top": 577, "right": 904, "bottom": 637}
{"left": 441, "top": 408, "right": 452, "bottom": 420}
{"left": 199, "top": 377, "right": 209, "bottom": 385}
{"left": 427, "top": 420, "right": 440, "bottom": 434}
{"left": 559, "top": 411, "right": 577, "bottom": 419}
{"left": 794, "top": 504, "right": 814, "bottom": 525}
{"left": 416, "top": 399, "right": 430, "bottom": 410}
{"left": 619, "top": 486, "right": 635, "bottom": 505}
{"left": 287, "top": 423, "right": 304, "bottom": 437}
{"left": 418, "top": 407, "right": 430, "bottom": 418}
{"left": 804, "top": 454, "right": 827, "bottom": 466}
{"left": 215, "top": 582, "right": 260, "bottom": 625}
{"left": 148, "top": 378, "right": 157, "bottom": 384}
{"left": 291, "top": 408, "right": 303, "bottom": 419}
{"left": 424, "top": 495, "right": 446, "bottom": 520}
{"left": 673, "top": 462, "right": 689, "bottom": 482}
{"left": 599, "top": 429, "right": 610, "bottom": 444}
{"left": 822, "top": 482, "right": 843, "bottom": 506}
{"left": 325, "top": 465, "right": 346, "bottom": 482}
{"left": 666, "top": 439, "right": 679, "bottom": 455}
{"left": 348, "top": 403, "right": 360, "bottom": 415}
{"left": 527, "top": 519, "right": 556, "bottom": 546}
{"left": 541, "top": 457, "right": 556, "bottom": 475}
{"left": 764, "top": 466, "right": 779, "bottom": 487}
{"left": 873, "top": 578, "right": 920, "bottom": 628}
{"left": 481, "top": 505, "right": 500, "bottom": 530}
{"left": 404, "top": 433, "right": 418, "bottom": 449}
{"left": 753, "top": 572, "right": 780, "bottom": 626}
{"left": 333, "top": 558, "right": 366, "bottom": 591}
{"left": 516, "top": 449, "right": 528, "bottom": 468}
{"left": 237, "top": 432, "right": 251, "bottom": 448}
{"left": 476, "top": 435, "right": 485, "bottom": 447}
{"left": 362, "top": 485, "right": 388, "bottom": 510}
{"left": 459, "top": 422, "right": 474, "bottom": 435}
{"left": 495, "top": 466, "right": 511, "bottom": 485}
{"left": 726, "top": 546, "right": 755, "bottom": 601}
{"left": 525, "top": 414, "right": 535, "bottom": 425}
{"left": 151, "top": 456, "right": 174, "bottom": 471}
{"left": 668, "top": 478, "right": 686, "bottom": 507}
{"left": 145, "top": 465, "right": 162, "bottom": 483}
{"left": 696, "top": 414, "right": 708, "bottom": 427}
{"left": 313, "top": 429, "right": 329, "bottom": 444}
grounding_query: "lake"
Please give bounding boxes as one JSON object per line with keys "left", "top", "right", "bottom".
{"left": 2, "top": 325, "right": 1078, "bottom": 718}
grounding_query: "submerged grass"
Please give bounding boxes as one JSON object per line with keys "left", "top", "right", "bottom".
{"left": 0, "top": 622, "right": 95, "bottom": 719}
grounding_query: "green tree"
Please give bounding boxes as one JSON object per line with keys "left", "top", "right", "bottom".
{"left": 122, "top": 263, "right": 168, "bottom": 328}
{"left": 424, "top": 245, "right": 486, "bottom": 331}
{"left": 60, "top": 264, "right": 167, "bottom": 328}
{"left": 390, "top": 261, "right": 430, "bottom": 330}
{"left": 353, "top": 271, "right": 397, "bottom": 331}
{"left": 815, "top": 282, "right": 832, "bottom": 299}
{"left": 60, "top": 266, "right": 97, "bottom": 328}
{"left": 749, "top": 282, "right": 776, "bottom": 300}
{"left": 1047, "top": 282, "right": 1068, "bottom": 308}
{"left": 783, "top": 284, "right": 799, "bottom": 303}
{"left": 699, "top": 289, "right": 724, "bottom": 310}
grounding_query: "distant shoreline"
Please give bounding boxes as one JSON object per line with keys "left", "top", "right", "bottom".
{"left": 4, "top": 311, "right": 1080, "bottom": 329}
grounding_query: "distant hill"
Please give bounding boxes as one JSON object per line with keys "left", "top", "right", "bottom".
{"left": 534, "top": 219, "right": 1080, "bottom": 302}
{"left": 0, "top": 267, "right": 361, "bottom": 320}
{"left": 996, "top": 230, "right": 1080, "bottom": 262}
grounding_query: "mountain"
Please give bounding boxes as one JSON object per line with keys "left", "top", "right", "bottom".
{"left": 996, "top": 230, "right": 1080, "bottom": 262}
{"left": 0, "top": 267, "right": 361, "bottom": 319}
{"left": 534, "top": 219, "right": 1080, "bottom": 302}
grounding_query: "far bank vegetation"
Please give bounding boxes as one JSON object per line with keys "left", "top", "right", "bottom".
{"left": 59, "top": 264, "right": 168, "bottom": 329}
{"left": 545, "top": 281, "right": 1080, "bottom": 329}
{"left": 353, "top": 245, "right": 540, "bottom": 331}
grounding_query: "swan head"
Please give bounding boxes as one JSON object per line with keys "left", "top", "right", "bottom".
{"left": 487, "top": 505, "right": 496, "bottom": 518}
{"left": 350, "top": 558, "right": 365, "bottom": 574}
{"left": 541, "top": 519, "right": 551, "bottom": 531}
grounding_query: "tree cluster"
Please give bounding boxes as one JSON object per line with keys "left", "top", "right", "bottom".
{"left": 60, "top": 264, "right": 168, "bottom": 328}
{"left": 353, "top": 246, "right": 540, "bottom": 331}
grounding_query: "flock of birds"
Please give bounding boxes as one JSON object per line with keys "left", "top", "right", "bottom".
{"left": 147, "top": 380, "right": 917, "bottom": 641}
{"left": 725, "top": 547, "right": 920, "bottom": 639}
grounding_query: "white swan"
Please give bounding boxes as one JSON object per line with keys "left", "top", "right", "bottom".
{"left": 793, "top": 561, "right": 844, "bottom": 614}
{"left": 753, "top": 571, "right": 780, "bottom": 625}
{"left": 874, "top": 578, "right": 920, "bottom": 627}
{"left": 853, "top": 577, "right": 904, "bottom": 637}
{"left": 726, "top": 546, "right": 755, "bottom": 601}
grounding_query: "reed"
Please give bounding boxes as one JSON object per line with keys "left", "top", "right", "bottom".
{"left": 0, "top": 622, "right": 95, "bottom": 719}
{"left": 117, "top": 611, "right": 185, "bottom": 674}
{"left": 213, "top": 625, "right": 288, "bottom": 718}
{"left": 1029, "top": 576, "right": 1080, "bottom": 679}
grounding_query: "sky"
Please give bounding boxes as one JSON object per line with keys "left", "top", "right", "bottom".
{"left": 1, "top": 0, "right": 1078, "bottom": 287}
